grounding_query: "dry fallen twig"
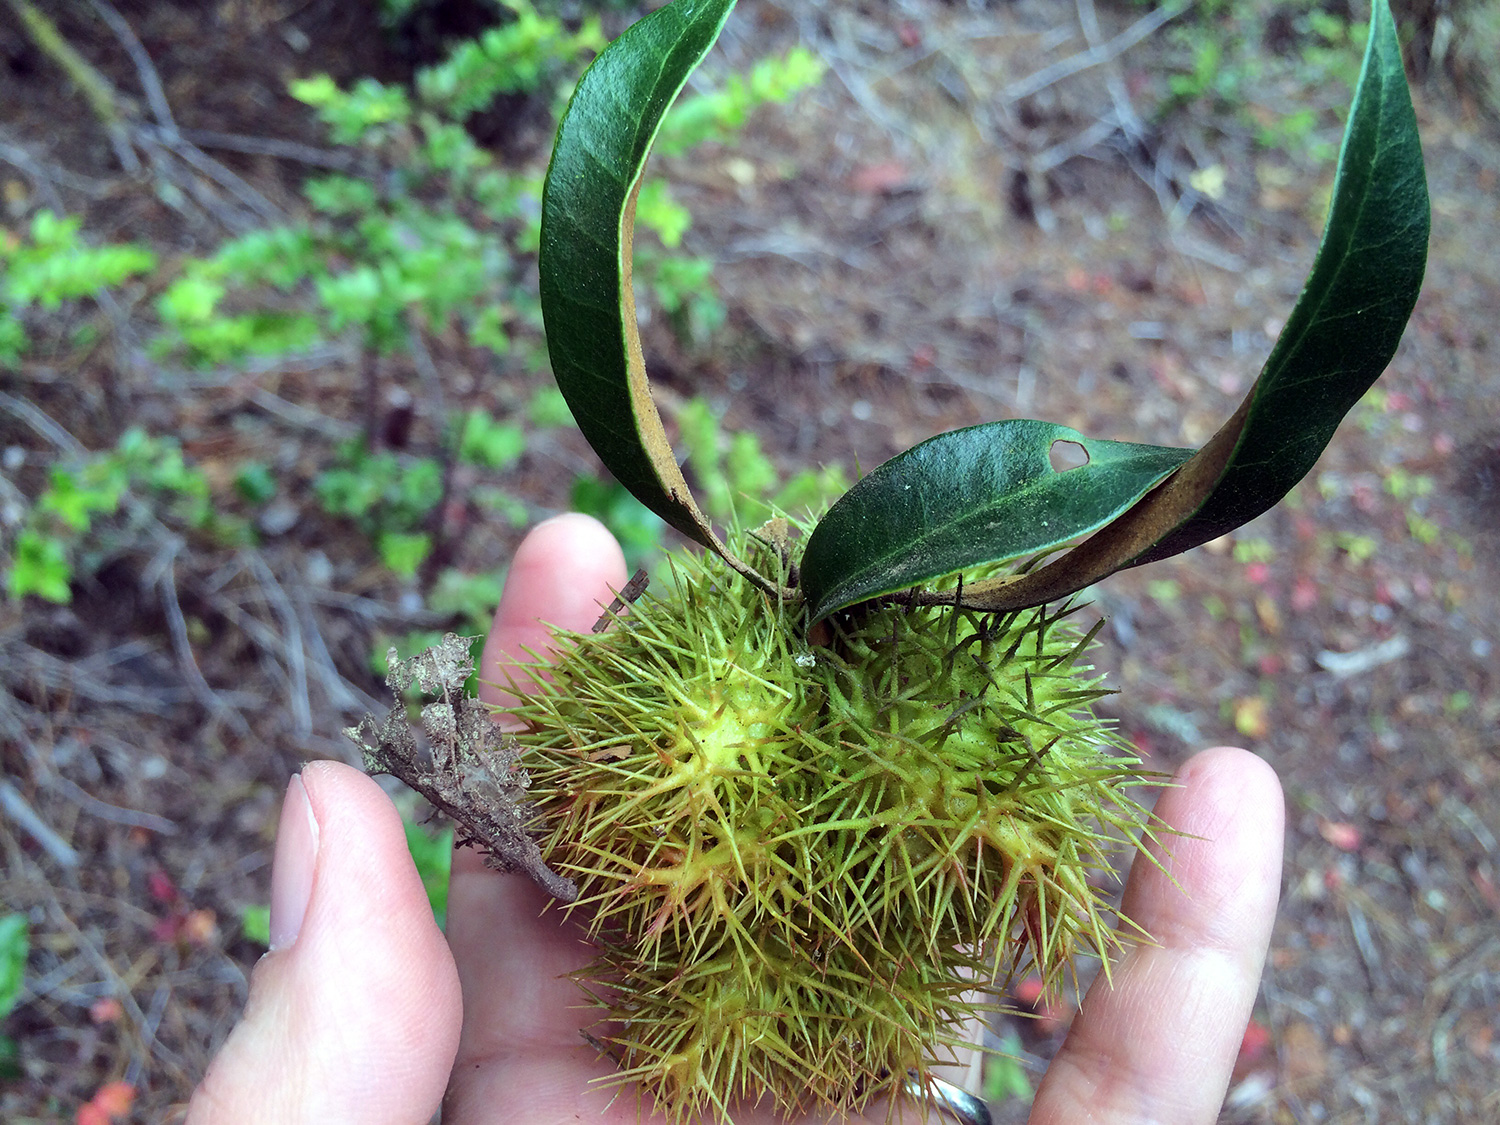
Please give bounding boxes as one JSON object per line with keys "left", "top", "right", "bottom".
{"left": 349, "top": 634, "right": 578, "bottom": 902}
{"left": 1001, "top": 1, "right": 1187, "bottom": 104}
{"left": 0, "top": 128, "right": 114, "bottom": 209}
{"left": 176, "top": 126, "right": 358, "bottom": 171}
{"left": 45, "top": 771, "right": 178, "bottom": 835}
{"left": 6, "top": 0, "right": 282, "bottom": 230}
{"left": 243, "top": 551, "right": 314, "bottom": 739}
{"left": 149, "top": 546, "right": 253, "bottom": 737}
{"left": 0, "top": 779, "right": 82, "bottom": 868}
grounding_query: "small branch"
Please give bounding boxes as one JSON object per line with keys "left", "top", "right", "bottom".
{"left": 176, "top": 126, "right": 356, "bottom": 170}
{"left": 5, "top": 0, "right": 139, "bottom": 172}
{"left": 361, "top": 347, "right": 381, "bottom": 449}
{"left": 248, "top": 387, "right": 361, "bottom": 440}
{"left": 93, "top": 286, "right": 148, "bottom": 399}
{"left": 150, "top": 549, "right": 253, "bottom": 736}
{"left": 593, "top": 569, "right": 650, "bottom": 633}
{"left": 8, "top": 0, "right": 282, "bottom": 228}
{"left": 149, "top": 126, "right": 283, "bottom": 224}
{"left": 6, "top": 0, "right": 123, "bottom": 125}
{"left": 44, "top": 898, "right": 187, "bottom": 1074}
{"left": 46, "top": 772, "right": 178, "bottom": 835}
{"left": 410, "top": 324, "right": 459, "bottom": 588}
{"left": 0, "top": 389, "right": 88, "bottom": 455}
{"left": 143, "top": 142, "right": 260, "bottom": 233}
{"left": 10, "top": 643, "right": 188, "bottom": 712}
{"left": 1002, "top": 2, "right": 1188, "bottom": 104}
{"left": 0, "top": 779, "right": 81, "bottom": 868}
{"left": 351, "top": 635, "right": 579, "bottom": 903}
{"left": 1030, "top": 119, "right": 1118, "bottom": 174}
{"left": 86, "top": 0, "right": 176, "bottom": 136}
{"left": 243, "top": 551, "right": 313, "bottom": 739}
{"left": 0, "top": 130, "right": 115, "bottom": 209}
{"left": 1076, "top": 0, "right": 1150, "bottom": 144}
{"left": 287, "top": 583, "right": 382, "bottom": 716}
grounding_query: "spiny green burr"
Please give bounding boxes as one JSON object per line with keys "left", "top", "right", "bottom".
{"left": 507, "top": 532, "right": 1160, "bottom": 1122}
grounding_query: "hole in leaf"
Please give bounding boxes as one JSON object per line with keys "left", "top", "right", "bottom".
{"left": 1048, "top": 440, "right": 1090, "bottom": 472}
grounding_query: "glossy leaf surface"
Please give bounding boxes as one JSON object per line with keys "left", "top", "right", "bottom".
{"left": 1128, "top": 0, "right": 1427, "bottom": 566}
{"left": 804, "top": 0, "right": 1427, "bottom": 619}
{"left": 539, "top": 0, "right": 736, "bottom": 551}
{"left": 799, "top": 423, "right": 1191, "bottom": 624}
{"left": 539, "top": 0, "right": 1427, "bottom": 622}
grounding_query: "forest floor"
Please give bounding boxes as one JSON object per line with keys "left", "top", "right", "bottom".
{"left": 1, "top": 0, "right": 1498, "bottom": 1122}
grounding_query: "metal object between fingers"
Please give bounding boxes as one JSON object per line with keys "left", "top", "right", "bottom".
{"left": 904, "top": 1071, "right": 992, "bottom": 1125}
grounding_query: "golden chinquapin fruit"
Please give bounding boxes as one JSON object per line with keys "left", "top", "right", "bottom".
{"left": 507, "top": 530, "right": 1160, "bottom": 1122}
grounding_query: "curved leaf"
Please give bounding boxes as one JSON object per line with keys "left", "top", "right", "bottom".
{"left": 539, "top": 0, "right": 743, "bottom": 557}
{"left": 891, "top": 0, "right": 1427, "bottom": 617}
{"left": 1129, "top": 0, "right": 1427, "bottom": 564}
{"left": 800, "top": 423, "right": 1191, "bottom": 623}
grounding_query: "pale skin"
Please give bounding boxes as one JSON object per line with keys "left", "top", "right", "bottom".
{"left": 186, "top": 513, "right": 1285, "bottom": 1125}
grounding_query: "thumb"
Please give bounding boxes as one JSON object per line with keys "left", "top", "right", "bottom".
{"left": 187, "top": 761, "right": 462, "bottom": 1125}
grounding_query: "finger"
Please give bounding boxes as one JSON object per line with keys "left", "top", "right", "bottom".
{"left": 445, "top": 872, "right": 910, "bottom": 1123}
{"left": 478, "top": 511, "right": 629, "bottom": 712}
{"left": 459, "top": 512, "right": 627, "bottom": 884}
{"left": 187, "top": 762, "right": 461, "bottom": 1125}
{"left": 1029, "top": 746, "right": 1284, "bottom": 1125}
{"left": 448, "top": 514, "right": 631, "bottom": 1117}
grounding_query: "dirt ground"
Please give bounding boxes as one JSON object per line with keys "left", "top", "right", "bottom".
{"left": 1, "top": 0, "right": 1497, "bottom": 1122}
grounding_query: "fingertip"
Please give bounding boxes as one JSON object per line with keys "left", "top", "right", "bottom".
{"left": 267, "top": 773, "right": 318, "bottom": 951}
{"left": 279, "top": 761, "right": 464, "bottom": 1059}
{"left": 296, "top": 761, "right": 460, "bottom": 973}
{"left": 1156, "top": 746, "right": 1284, "bottom": 848}
{"left": 480, "top": 513, "right": 628, "bottom": 707}
{"left": 1125, "top": 746, "right": 1284, "bottom": 952}
{"left": 1177, "top": 745, "right": 1282, "bottom": 802}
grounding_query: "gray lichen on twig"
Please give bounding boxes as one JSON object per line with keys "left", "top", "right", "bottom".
{"left": 347, "top": 633, "right": 577, "bottom": 903}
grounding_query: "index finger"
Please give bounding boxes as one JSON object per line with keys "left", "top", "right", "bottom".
{"left": 478, "top": 512, "right": 629, "bottom": 714}
{"left": 448, "top": 513, "right": 628, "bottom": 1062}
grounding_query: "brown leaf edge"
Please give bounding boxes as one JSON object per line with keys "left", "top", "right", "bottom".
{"left": 913, "top": 395, "right": 1252, "bottom": 613}
{"left": 608, "top": 181, "right": 789, "bottom": 597}
{"left": 349, "top": 633, "right": 577, "bottom": 903}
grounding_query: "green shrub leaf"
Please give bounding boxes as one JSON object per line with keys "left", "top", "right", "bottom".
{"left": 378, "top": 531, "right": 432, "bottom": 578}
{"left": 458, "top": 410, "right": 526, "bottom": 470}
{"left": 800, "top": 424, "right": 1192, "bottom": 623}
{"left": 240, "top": 905, "right": 271, "bottom": 947}
{"left": 0, "top": 913, "right": 28, "bottom": 1019}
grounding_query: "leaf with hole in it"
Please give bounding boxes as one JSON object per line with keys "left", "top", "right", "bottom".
{"left": 539, "top": 0, "right": 740, "bottom": 560}
{"left": 799, "top": 423, "right": 1192, "bottom": 624}
{"left": 807, "top": 0, "right": 1426, "bottom": 620}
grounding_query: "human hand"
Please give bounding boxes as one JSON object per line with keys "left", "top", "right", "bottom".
{"left": 186, "top": 513, "right": 1283, "bottom": 1125}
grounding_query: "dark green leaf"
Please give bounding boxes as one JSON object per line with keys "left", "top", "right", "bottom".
{"left": 1131, "top": 0, "right": 1427, "bottom": 563}
{"left": 917, "top": 0, "right": 1428, "bottom": 615}
{"left": 800, "top": 422, "right": 1191, "bottom": 623}
{"left": 539, "top": 0, "right": 738, "bottom": 554}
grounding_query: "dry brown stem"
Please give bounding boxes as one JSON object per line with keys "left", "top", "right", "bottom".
{"left": 348, "top": 634, "right": 578, "bottom": 903}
